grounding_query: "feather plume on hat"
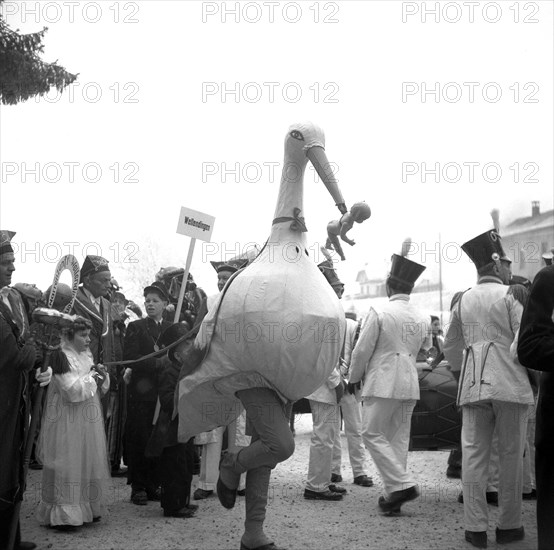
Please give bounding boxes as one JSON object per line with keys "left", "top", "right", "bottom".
{"left": 490, "top": 209, "right": 500, "bottom": 233}
{"left": 400, "top": 237, "right": 412, "bottom": 258}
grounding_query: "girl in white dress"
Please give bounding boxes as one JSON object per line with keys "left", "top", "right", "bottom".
{"left": 37, "top": 316, "right": 111, "bottom": 529}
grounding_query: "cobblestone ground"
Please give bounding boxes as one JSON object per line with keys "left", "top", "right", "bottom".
{"left": 20, "top": 414, "right": 538, "bottom": 550}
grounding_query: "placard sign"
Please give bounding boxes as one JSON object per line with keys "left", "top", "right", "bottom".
{"left": 176, "top": 206, "right": 215, "bottom": 242}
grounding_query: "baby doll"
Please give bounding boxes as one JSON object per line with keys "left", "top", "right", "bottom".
{"left": 326, "top": 201, "right": 371, "bottom": 260}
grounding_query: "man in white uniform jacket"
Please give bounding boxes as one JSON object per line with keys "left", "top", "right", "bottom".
{"left": 443, "top": 229, "right": 534, "bottom": 549}
{"left": 349, "top": 252, "right": 430, "bottom": 514}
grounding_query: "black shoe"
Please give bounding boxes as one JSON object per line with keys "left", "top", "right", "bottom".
{"left": 131, "top": 490, "right": 148, "bottom": 505}
{"left": 193, "top": 488, "right": 213, "bottom": 500}
{"left": 29, "top": 461, "right": 43, "bottom": 471}
{"left": 465, "top": 530, "right": 487, "bottom": 548}
{"left": 353, "top": 475, "right": 374, "bottom": 487}
{"left": 111, "top": 466, "right": 128, "bottom": 477}
{"left": 237, "top": 488, "right": 246, "bottom": 496}
{"left": 329, "top": 484, "right": 347, "bottom": 494}
{"left": 458, "top": 491, "right": 498, "bottom": 505}
{"left": 92, "top": 516, "right": 101, "bottom": 523}
{"left": 163, "top": 506, "right": 197, "bottom": 518}
{"left": 240, "top": 542, "right": 286, "bottom": 550}
{"left": 17, "top": 543, "right": 37, "bottom": 550}
{"left": 378, "top": 486, "right": 419, "bottom": 514}
{"left": 377, "top": 495, "right": 401, "bottom": 515}
{"left": 303, "top": 488, "right": 343, "bottom": 501}
{"left": 217, "top": 476, "right": 237, "bottom": 509}
{"left": 496, "top": 526, "right": 524, "bottom": 544}
{"left": 446, "top": 466, "right": 461, "bottom": 479}
{"left": 330, "top": 473, "right": 342, "bottom": 483}
{"left": 522, "top": 489, "right": 537, "bottom": 500}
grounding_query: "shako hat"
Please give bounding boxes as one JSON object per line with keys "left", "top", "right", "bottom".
{"left": 386, "top": 237, "right": 426, "bottom": 291}
{"left": 159, "top": 322, "right": 192, "bottom": 362}
{"left": 542, "top": 248, "right": 554, "bottom": 266}
{"left": 143, "top": 280, "right": 170, "bottom": 301}
{"left": 388, "top": 254, "right": 426, "bottom": 291}
{"left": 0, "top": 230, "right": 16, "bottom": 256}
{"left": 80, "top": 255, "right": 110, "bottom": 282}
{"left": 210, "top": 259, "right": 248, "bottom": 274}
{"left": 461, "top": 230, "right": 511, "bottom": 270}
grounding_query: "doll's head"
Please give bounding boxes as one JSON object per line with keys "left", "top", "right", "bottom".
{"left": 351, "top": 201, "right": 371, "bottom": 223}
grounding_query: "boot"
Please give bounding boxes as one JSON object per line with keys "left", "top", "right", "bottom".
{"left": 217, "top": 451, "right": 244, "bottom": 509}
{"left": 240, "top": 466, "right": 274, "bottom": 550}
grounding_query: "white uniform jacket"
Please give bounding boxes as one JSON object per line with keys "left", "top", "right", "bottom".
{"left": 443, "top": 277, "right": 534, "bottom": 407}
{"left": 349, "top": 294, "right": 431, "bottom": 401}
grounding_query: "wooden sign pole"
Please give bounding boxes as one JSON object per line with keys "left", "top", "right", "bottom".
{"left": 173, "top": 237, "right": 196, "bottom": 323}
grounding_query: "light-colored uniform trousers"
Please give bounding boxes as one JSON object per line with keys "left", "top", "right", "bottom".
{"left": 331, "top": 392, "right": 367, "bottom": 478}
{"left": 461, "top": 400, "right": 529, "bottom": 531}
{"left": 361, "top": 396, "right": 416, "bottom": 495}
{"left": 523, "top": 399, "right": 536, "bottom": 493}
{"left": 198, "top": 419, "right": 247, "bottom": 491}
{"left": 306, "top": 400, "right": 340, "bottom": 492}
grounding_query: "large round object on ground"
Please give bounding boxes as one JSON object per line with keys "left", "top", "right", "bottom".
{"left": 410, "top": 362, "right": 461, "bottom": 450}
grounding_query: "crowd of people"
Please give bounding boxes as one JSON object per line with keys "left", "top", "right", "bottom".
{"left": 1, "top": 226, "right": 553, "bottom": 550}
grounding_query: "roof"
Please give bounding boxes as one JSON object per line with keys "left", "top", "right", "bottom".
{"left": 504, "top": 209, "right": 554, "bottom": 236}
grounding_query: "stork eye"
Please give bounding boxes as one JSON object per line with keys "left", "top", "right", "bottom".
{"left": 290, "top": 130, "right": 304, "bottom": 141}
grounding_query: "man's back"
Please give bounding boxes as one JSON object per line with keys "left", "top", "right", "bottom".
{"left": 445, "top": 281, "right": 533, "bottom": 406}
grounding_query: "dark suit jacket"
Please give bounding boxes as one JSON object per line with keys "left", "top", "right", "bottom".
{"left": 124, "top": 317, "right": 171, "bottom": 402}
{"left": 518, "top": 265, "right": 554, "bottom": 452}
{"left": 0, "top": 304, "right": 36, "bottom": 509}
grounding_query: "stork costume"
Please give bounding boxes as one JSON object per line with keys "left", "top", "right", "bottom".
{"left": 176, "top": 123, "right": 348, "bottom": 550}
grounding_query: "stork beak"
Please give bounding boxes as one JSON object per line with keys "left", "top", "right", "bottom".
{"left": 306, "top": 146, "right": 347, "bottom": 213}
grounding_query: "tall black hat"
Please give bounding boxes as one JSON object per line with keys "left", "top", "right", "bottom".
{"left": 80, "top": 255, "right": 110, "bottom": 282}
{"left": 461, "top": 230, "right": 511, "bottom": 271}
{"left": 210, "top": 259, "right": 248, "bottom": 274}
{"left": 143, "top": 280, "right": 170, "bottom": 301}
{"left": 542, "top": 248, "right": 554, "bottom": 266}
{"left": 388, "top": 254, "right": 426, "bottom": 291}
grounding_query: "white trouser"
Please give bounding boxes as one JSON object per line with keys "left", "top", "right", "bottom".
{"left": 360, "top": 397, "right": 416, "bottom": 495}
{"left": 198, "top": 435, "right": 223, "bottom": 491}
{"left": 306, "top": 400, "right": 340, "bottom": 492}
{"left": 461, "top": 401, "right": 529, "bottom": 532}
{"left": 198, "top": 422, "right": 246, "bottom": 491}
{"left": 523, "top": 400, "right": 536, "bottom": 493}
{"left": 487, "top": 430, "right": 499, "bottom": 492}
{"left": 331, "top": 392, "right": 367, "bottom": 478}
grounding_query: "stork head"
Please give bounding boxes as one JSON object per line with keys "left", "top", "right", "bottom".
{"left": 284, "top": 122, "right": 346, "bottom": 214}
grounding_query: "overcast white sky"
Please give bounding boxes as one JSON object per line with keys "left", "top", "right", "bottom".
{"left": 1, "top": 0, "right": 552, "bottom": 305}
